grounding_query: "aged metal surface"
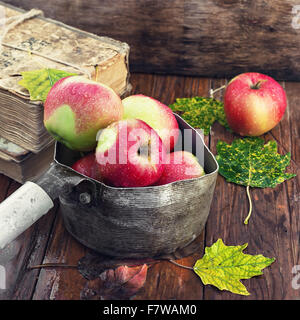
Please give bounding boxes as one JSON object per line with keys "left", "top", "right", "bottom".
{"left": 57, "top": 115, "right": 218, "bottom": 258}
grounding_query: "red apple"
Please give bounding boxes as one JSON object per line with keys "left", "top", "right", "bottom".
{"left": 122, "top": 94, "right": 179, "bottom": 151}
{"left": 71, "top": 153, "right": 102, "bottom": 181}
{"left": 95, "top": 119, "right": 166, "bottom": 187}
{"left": 44, "top": 76, "right": 123, "bottom": 151}
{"left": 155, "top": 151, "right": 205, "bottom": 185}
{"left": 224, "top": 72, "right": 287, "bottom": 136}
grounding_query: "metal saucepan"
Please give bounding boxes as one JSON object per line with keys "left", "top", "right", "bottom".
{"left": 0, "top": 114, "right": 218, "bottom": 258}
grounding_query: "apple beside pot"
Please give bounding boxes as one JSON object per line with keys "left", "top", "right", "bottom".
{"left": 224, "top": 72, "right": 287, "bottom": 136}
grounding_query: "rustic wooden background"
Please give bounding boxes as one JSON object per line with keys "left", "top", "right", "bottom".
{"left": 3, "top": 0, "right": 300, "bottom": 81}
{"left": 0, "top": 0, "right": 299, "bottom": 301}
{"left": 0, "top": 73, "right": 299, "bottom": 300}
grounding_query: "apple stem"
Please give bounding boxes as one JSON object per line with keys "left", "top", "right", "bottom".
{"left": 244, "top": 185, "right": 253, "bottom": 225}
{"left": 250, "top": 79, "right": 267, "bottom": 90}
{"left": 168, "top": 259, "right": 194, "bottom": 270}
{"left": 209, "top": 85, "right": 226, "bottom": 98}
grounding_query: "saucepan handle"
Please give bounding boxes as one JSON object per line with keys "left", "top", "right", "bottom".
{"left": 0, "top": 162, "right": 86, "bottom": 249}
{"left": 0, "top": 181, "right": 54, "bottom": 249}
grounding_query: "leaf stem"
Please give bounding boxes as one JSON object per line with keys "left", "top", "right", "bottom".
{"left": 168, "top": 259, "right": 194, "bottom": 270}
{"left": 244, "top": 185, "right": 252, "bottom": 225}
{"left": 28, "top": 263, "right": 77, "bottom": 270}
{"left": 209, "top": 85, "right": 226, "bottom": 98}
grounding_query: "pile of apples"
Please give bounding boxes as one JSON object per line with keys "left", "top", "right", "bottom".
{"left": 44, "top": 76, "right": 205, "bottom": 187}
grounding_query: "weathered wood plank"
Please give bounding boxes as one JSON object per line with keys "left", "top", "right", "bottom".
{"left": 0, "top": 179, "right": 59, "bottom": 300}
{"left": 4, "top": 0, "right": 300, "bottom": 81}
{"left": 2, "top": 73, "right": 298, "bottom": 300}
{"left": 11, "top": 204, "right": 59, "bottom": 300}
{"left": 204, "top": 79, "right": 300, "bottom": 300}
{"left": 270, "top": 82, "right": 300, "bottom": 298}
{"left": 32, "top": 213, "right": 87, "bottom": 300}
{"left": 0, "top": 174, "right": 11, "bottom": 202}
{"left": 181, "top": 0, "right": 300, "bottom": 81}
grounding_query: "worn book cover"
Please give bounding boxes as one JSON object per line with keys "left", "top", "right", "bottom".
{"left": 0, "top": 136, "right": 55, "bottom": 183}
{"left": 0, "top": 1, "right": 131, "bottom": 153}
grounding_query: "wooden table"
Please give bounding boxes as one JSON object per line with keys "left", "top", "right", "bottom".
{"left": 0, "top": 73, "right": 299, "bottom": 300}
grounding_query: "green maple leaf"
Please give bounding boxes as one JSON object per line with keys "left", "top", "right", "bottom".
{"left": 193, "top": 239, "right": 275, "bottom": 296}
{"left": 19, "top": 68, "right": 77, "bottom": 102}
{"left": 169, "top": 96, "right": 230, "bottom": 135}
{"left": 216, "top": 137, "right": 296, "bottom": 224}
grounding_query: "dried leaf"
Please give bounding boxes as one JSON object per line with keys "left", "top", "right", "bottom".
{"left": 99, "top": 264, "right": 148, "bottom": 300}
{"left": 77, "top": 251, "right": 155, "bottom": 280}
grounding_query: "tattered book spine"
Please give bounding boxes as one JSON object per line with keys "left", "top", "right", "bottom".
{"left": 0, "top": 3, "right": 130, "bottom": 154}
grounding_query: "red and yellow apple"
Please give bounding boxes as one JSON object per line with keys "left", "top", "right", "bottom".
{"left": 224, "top": 72, "right": 287, "bottom": 136}
{"left": 95, "top": 119, "right": 166, "bottom": 187}
{"left": 122, "top": 94, "right": 179, "bottom": 151}
{"left": 44, "top": 76, "right": 123, "bottom": 151}
{"left": 155, "top": 151, "right": 205, "bottom": 186}
{"left": 71, "top": 153, "right": 102, "bottom": 181}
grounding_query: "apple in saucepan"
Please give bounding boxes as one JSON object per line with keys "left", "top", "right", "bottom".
{"left": 71, "top": 153, "right": 102, "bottom": 181}
{"left": 44, "top": 76, "right": 123, "bottom": 151}
{"left": 122, "top": 94, "right": 179, "bottom": 151}
{"left": 155, "top": 151, "right": 205, "bottom": 186}
{"left": 95, "top": 119, "right": 166, "bottom": 187}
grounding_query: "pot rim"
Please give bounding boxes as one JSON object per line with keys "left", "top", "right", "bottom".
{"left": 54, "top": 113, "right": 219, "bottom": 190}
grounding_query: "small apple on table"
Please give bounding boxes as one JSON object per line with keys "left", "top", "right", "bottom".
{"left": 223, "top": 72, "right": 287, "bottom": 136}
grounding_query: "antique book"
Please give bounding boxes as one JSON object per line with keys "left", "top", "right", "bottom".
{"left": 0, "top": 136, "right": 55, "bottom": 183}
{"left": 0, "top": 1, "right": 131, "bottom": 153}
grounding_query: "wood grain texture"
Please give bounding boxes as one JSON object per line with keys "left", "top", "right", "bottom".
{"left": 0, "top": 174, "right": 11, "bottom": 202}
{"left": 32, "top": 213, "right": 87, "bottom": 300}
{"left": 0, "top": 73, "right": 299, "bottom": 300}
{"left": 204, "top": 79, "right": 300, "bottom": 300}
{"left": 3, "top": 0, "right": 300, "bottom": 80}
{"left": 0, "top": 178, "right": 59, "bottom": 300}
